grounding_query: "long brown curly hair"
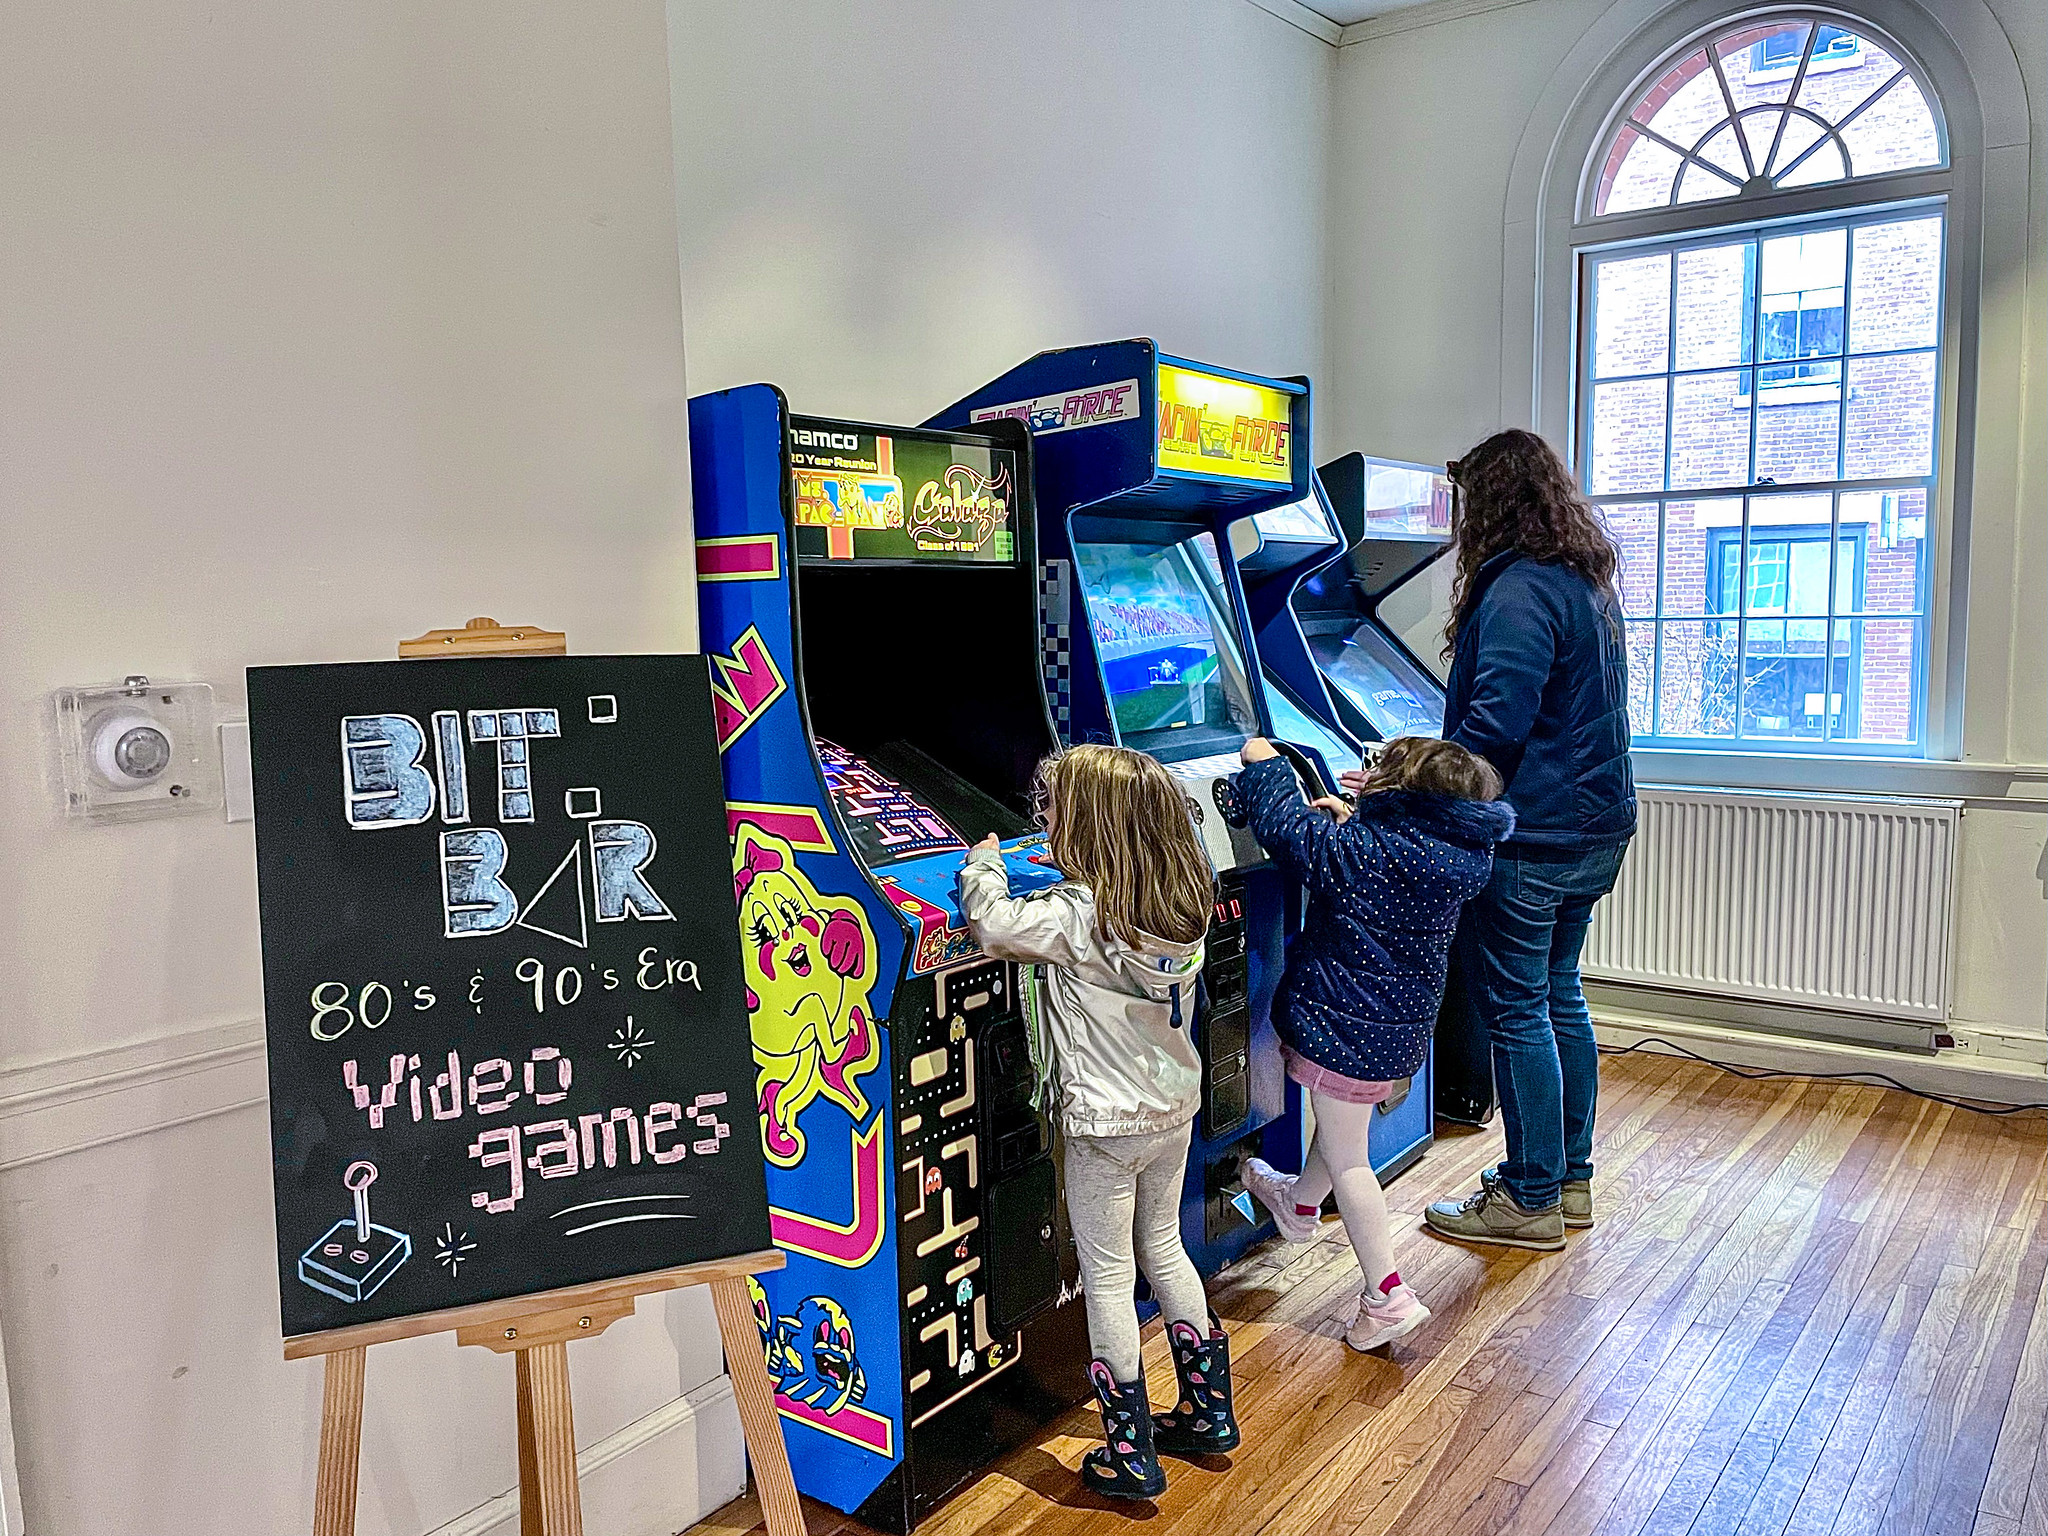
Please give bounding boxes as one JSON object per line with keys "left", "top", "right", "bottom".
{"left": 1443, "top": 429, "right": 1620, "bottom": 657}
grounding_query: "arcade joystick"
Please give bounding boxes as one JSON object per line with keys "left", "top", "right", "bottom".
{"left": 297, "top": 1159, "right": 413, "bottom": 1306}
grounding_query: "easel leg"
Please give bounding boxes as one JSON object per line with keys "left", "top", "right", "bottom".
{"left": 710, "top": 1276, "right": 806, "bottom": 1536}
{"left": 515, "top": 1351, "right": 542, "bottom": 1536}
{"left": 514, "top": 1342, "right": 583, "bottom": 1536}
{"left": 312, "top": 1347, "right": 366, "bottom": 1536}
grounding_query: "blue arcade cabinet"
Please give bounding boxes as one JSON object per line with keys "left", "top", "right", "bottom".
{"left": 928, "top": 339, "right": 1355, "bottom": 1274}
{"left": 688, "top": 386, "right": 1092, "bottom": 1532}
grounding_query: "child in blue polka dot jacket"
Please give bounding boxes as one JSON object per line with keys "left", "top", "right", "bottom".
{"left": 1232, "top": 734, "right": 1514, "bottom": 1350}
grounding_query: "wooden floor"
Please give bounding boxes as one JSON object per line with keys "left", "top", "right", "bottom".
{"left": 692, "top": 1054, "right": 2048, "bottom": 1536}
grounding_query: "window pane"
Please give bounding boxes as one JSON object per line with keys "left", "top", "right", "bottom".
{"left": 1677, "top": 161, "right": 1742, "bottom": 205}
{"left": 1780, "top": 137, "right": 1848, "bottom": 187}
{"left": 1657, "top": 619, "right": 1739, "bottom": 737}
{"left": 1593, "top": 254, "right": 1671, "bottom": 378}
{"left": 1671, "top": 370, "right": 1751, "bottom": 489}
{"left": 1735, "top": 108, "right": 1783, "bottom": 173}
{"left": 1766, "top": 111, "right": 1828, "bottom": 179}
{"left": 1601, "top": 502, "right": 1660, "bottom": 615}
{"left": 1716, "top": 22, "right": 1810, "bottom": 111}
{"left": 1624, "top": 621, "right": 1655, "bottom": 735}
{"left": 1850, "top": 217, "right": 1943, "bottom": 353}
{"left": 1839, "top": 489, "right": 1926, "bottom": 613}
{"left": 1739, "top": 520, "right": 1842, "bottom": 740}
{"left": 1600, "top": 129, "right": 1683, "bottom": 214}
{"left": 1641, "top": 52, "right": 1730, "bottom": 150}
{"left": 1755, "top": 370, "right": 1841, "bottom": 481}
{"left": 1675, "top": 242, "right": 1754, "bottom": 370}
{"left": 1662, "top": 497, "right": 1740, "bottom": 615}
{"left": 1698, "top": 124, "right": 1749, "bottom": 181}
{"left": 1590, "top": 378, "right": 1668, "bottom": 493}
{"left": 1845, "top": 353, "right": 1937, "bottom": 477}
{"left": 1791, "top": 36, "right": 1903, "bottom": 126}
{"left": 1832, "top": 618, "right": 1921, "bottom": 743}
{"left": 1748, "top": 491, "right": 1833, "bottom": 534}
{"left": 1840, "top": 75, "right": 1942, "bottom": 176}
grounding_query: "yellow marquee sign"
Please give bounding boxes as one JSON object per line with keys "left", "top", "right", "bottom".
{"left": 1155, "top": 364, "right": 1295, "bottom": 485}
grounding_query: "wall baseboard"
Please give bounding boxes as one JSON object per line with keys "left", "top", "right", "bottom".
{"left": 1593, "top": 1006, "right": 2047, "bottom": 1106}
{"left": 422, "top": 1375, "right": 747, "bottom": 1536}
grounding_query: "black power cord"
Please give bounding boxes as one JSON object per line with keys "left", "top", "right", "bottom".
{"left": 1597, "top": 1035, "right": 2048, "bottom": 1118}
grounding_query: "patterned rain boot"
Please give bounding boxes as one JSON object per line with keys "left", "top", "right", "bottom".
{"left": 1153, "top": 1312, "right": 1241, "bottom": 1457}
{"left": 1081, "top": 1360, "right": 1166, "bottom": 1500}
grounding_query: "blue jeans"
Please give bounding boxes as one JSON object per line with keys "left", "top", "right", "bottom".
{"left": 1456, "top": 842, "right": 1629, "bottom": 1211}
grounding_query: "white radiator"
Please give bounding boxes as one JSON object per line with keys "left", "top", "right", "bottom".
{"left": 1582, "top": 787, "right": 1961, "bottom": 1022}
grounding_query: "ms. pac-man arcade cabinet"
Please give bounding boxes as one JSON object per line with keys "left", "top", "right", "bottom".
{"left": 689, "top": 384, "right": 1089, "bottom": 1532}
{"left": 928, "top": 340, "right": 1341, "bottom": 1276}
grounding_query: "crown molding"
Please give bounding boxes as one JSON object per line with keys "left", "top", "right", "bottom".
{"left": 1338, "top": 0, "right": 1543, "bottom": 45}
{"left": 1243, "top": 0, "right": 1345, "bottom": 45}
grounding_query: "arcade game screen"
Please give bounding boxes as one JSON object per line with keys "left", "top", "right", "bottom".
{"left": 1362, "top": 460, "right": 1454, "bottom": 537}
{"left": 790, "top": 421, "right": 1018, "bottom": 565}
{"left": 1253, "top": 495, "right": 1335, "bottom": 542}
{"left": 1312, "top": 627, "right": 1445, "bottom": 739}
{"left": 1077, "top": 534, "right": 1258, "bottom": 747}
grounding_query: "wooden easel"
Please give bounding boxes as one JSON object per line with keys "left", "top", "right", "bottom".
{"left": 294, "top": 619, "right": 806, "bottom": 1536}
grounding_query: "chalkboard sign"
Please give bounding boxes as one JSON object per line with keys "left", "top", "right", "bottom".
{"left": 247, "top": 656, "right": 770, "bottom": 1339}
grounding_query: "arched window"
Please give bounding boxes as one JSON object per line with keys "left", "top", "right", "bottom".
{"left": 1572, "top": 14, "right": 1949, "bottom": 753}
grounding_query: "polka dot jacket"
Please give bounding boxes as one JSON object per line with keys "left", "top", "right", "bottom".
{"left": 1235, "top": 757, "right": 1517, "bottom": 1082}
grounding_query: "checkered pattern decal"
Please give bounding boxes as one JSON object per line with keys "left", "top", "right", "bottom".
{"left": 1039, "top": 559, "right": 1074, "bottom": 745}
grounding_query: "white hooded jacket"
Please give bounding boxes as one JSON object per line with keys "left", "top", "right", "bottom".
{"left": 958, "top": 845, "right": 1204, "bottom": 1139}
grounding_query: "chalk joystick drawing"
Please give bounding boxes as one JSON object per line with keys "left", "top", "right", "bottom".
{"left": 298, "top": 1160, "right": 413, "bottom": 1305}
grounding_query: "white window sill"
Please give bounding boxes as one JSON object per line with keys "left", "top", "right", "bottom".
{"left": 1630, "top": 746, "right": 2048, "bottom": 806}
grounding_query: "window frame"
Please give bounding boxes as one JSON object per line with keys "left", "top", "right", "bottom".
{"left": 1563, "top": 11, "right": 1960, "bottom": 760}
{"left": 1580, "top": 10, "right": 1950, "bottom": 227}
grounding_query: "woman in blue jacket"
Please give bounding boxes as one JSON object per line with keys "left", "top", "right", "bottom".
{"left": 1411, "top": 429, "right": 1636, "bottom": 1252}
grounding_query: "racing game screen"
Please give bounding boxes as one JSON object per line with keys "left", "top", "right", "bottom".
{"left": 1077, "top": 535, "right": 1259, "bottom": 749}
{"left": 1311, "top": 624, "right": 1445, "bottom": 739}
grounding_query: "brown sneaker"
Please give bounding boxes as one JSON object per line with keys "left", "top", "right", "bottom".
{"left": 1481, "top": 1166, "right": 1595, "bottom": 1231}
{"left": 1561, "top": 1179, "right": 1594, "bottom": 1230}
{"left": 1425, "top": 1182, "right": 1566, "bottom": 1251}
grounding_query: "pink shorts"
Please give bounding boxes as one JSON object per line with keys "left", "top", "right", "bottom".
{"left": 1281, "top": 1046, "right": 1398, "bottom": 1106}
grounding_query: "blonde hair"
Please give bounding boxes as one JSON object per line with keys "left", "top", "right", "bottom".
{"left": 1358, "top": 736, "right": 1502, "bottom": 803}
{"left": 1036, "top": 744, "right": 1213, "bottom": 949}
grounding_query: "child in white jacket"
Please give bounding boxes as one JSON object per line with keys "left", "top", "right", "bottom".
{"left": 958, "top": 743, "right": 1235, "bottom": 1501}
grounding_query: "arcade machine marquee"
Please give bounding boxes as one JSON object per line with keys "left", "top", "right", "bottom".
{"left": 690, "top": 389, "right": 1089, "bottom": 1532}
{"left": 928, "top": 340, "right": 1346, "bottom": 1276}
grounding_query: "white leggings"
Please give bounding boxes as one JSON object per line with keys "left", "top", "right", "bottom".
{"left": 1062, "top": 1121, "right": 1210, "bottom": 1381}
{"left": 1290, "top": 1090, "right": 1399, "bottom": 1293}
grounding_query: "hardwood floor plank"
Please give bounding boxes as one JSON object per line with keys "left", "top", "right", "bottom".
{"left": 1978, "top": 1216, "right": 2048, "bottom": 1523}
{"left": 673, "top": 1062, "right": 2044, "bottom": 1536}
{"left": 1921, "top": 1201, "right": 2048, "bottom": 1536}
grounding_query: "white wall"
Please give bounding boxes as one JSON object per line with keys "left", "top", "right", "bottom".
{"left": 1327, "top": 0, "right": 2047, "bottom": 1059}
{"left": 0, "top": 4, "right": 738, "bottom": 1533}
{"left": 667, "top": 0, "right": 1334, "bottom": 433}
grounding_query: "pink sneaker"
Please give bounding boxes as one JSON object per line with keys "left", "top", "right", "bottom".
{"left": 1242, "top": 1157, "right": 1319, "bottom": 1244}
{"left": 1345, "top": 1285, "right": 1429, "bottom": 1352}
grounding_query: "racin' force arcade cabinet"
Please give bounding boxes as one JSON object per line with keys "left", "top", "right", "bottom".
{"left": 928, "top": 340, "right": 1343, "bottom": 1276}
{"left": 689, "top": 386, "right": 1090, "bottom": 1532}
